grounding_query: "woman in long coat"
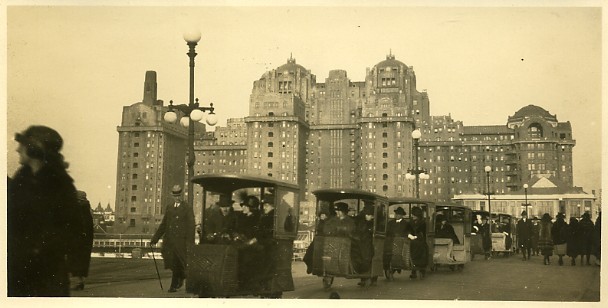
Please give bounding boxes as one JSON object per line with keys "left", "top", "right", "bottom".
{"left": 566, "top": 217, "right": 581, "bottom": 266}
{"left": 408, "top": 207, "right": 428, "bottom": 279}
{"left": 8, "top": 126, "right": 83, "bottom": 296}
{"left": 551, "top": 213, "right": 568, "bottom": 265}
{"left": 538, "top": 213, "right": 554, "bottom": 265}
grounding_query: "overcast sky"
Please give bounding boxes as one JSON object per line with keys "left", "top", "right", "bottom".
{"left": 4, "top": 2, "right": 605, "bottom": 209}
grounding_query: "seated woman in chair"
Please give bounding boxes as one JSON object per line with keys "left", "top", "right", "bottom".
{"left": 436, "top": 214, "right": 460, "bottom": 262}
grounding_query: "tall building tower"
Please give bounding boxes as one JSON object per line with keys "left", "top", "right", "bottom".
{"left": 246, "top": 55, "right": 311, "bottom": 194}
{"left": 114, "top": 71, "right": 207, "bottom": 234}
{"left": 359, "top": 53, "right": 430, "bottom": 196}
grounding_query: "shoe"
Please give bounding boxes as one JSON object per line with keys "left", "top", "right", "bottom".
{"left": 176, "top": 278, "right": 184, "bottom": 289}
{"left": 168, "top": 288, "right": 177, "bottom": 293}
{"left": 71, "top": 283, "right": 84, "bottom": 291}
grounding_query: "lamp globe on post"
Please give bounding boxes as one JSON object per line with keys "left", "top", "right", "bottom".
{"left": 183, "top": 30, "right": 202, "bottom": 44}
{"left": 164, "top": 111, "right": 178, "bottom": 124}
{"left": 484, "top": 165, "right": 492, "bottom": 228}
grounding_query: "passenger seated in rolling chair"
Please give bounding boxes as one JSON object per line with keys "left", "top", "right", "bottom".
{"left": 435, "top": 214, "right": 460, "bottom": 262}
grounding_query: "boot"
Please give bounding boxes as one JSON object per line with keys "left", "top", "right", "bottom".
{"left": 558, "top": 256, "right": 563, "bottom": 266}
{"left": 409, "top": 270, "right": 417, "bottom": 279}
{"left": 571, "top": 258, "right": 576, "bottom": 266}
{"left": 543, "top": 257, "right": 548, "bottom": 265}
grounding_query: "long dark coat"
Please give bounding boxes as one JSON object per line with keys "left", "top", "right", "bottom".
{"left": 551, "top": 218, "right": 568, "bottom": 245}
{"left": 151, "top": 201, "right": 195, "bottom": 270}
{"left": 67, "top": 198, "right": 94, "bottom": 277}
{"left": 566, "top": 218, "right": 581, "bottom": 258}
{"left": 516, "top": 218, "right": 533, "bottom": 248}
{"left": 579, "top": 216, "right": 595, "bottom": 255}
{"left": 593, "top": 216, "right": 601, "bottom": 259}
{"left": 538, "top": 220, "right": 553, "bottom": 256}
{"left": 8, "top": 165, "right": 82, "bottom": 296}
{"left": 352, "top": 216, "right": 374, "bottom": 273}
{"left": 479, "top": 222, "right": 492, "bottom": 252}
{"left": 409, "top": 218, "right": 428, "bottom": 269}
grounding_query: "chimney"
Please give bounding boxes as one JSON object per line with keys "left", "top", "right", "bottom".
{"left": 143, "top": 71, "right": 157, "bottom": 105}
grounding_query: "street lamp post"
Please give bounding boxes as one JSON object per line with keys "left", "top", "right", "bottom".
{"left": 484, "top": 165, "right": 493, "bottom": 229}
{"left": 523, "top": 183, "right": 529, "bottom": 216}
{"left": 163, "top": 31, "right": 218, "bottom": 209}
{"left": 406, "top": 129, "right": 429, "bottom": 198}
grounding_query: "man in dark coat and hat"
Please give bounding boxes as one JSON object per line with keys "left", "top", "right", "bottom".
{"left": 204, "top": 194, "right": 237, "bottom": 242}
{"left": 151, "top": 185, "right": 195, "bottom": 292}
{"left": 8, "top": 125, "right": 83, "bottom": 296}
{"left": 408, "top": 207, "right": 428, "bottom": 279}
{"left": 353, "top": 203, "right": 376, "bottom": 286}
{"left": 516, "top": 210, "right": 533, "bottom": 261}
{"left": 383, "top": 206, "right": 411, "bottom": 280}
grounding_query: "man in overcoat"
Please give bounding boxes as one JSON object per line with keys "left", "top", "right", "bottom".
{"left": 383, "top": 206, "right": 411, "bottom": 279}
{"left": 151, "top": 185, "right": 195, "bottom": 292}
{"left": 408, "top": 207, "right": 428, "bottom": 279}
{"left": 516, "top": 210, "right": 533, "bottom": 261}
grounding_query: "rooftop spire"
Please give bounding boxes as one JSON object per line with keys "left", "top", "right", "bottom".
{"left": 387, "top": 49, "right": 395, "bottom": 60}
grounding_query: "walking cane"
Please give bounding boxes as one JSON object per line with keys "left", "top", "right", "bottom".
{"left": 151, "top": 244, "right": 163, "bottom": 290}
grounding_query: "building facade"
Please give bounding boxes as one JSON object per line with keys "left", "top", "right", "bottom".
{"left": 116, "top": 54, "right": 581, "bottom": 233}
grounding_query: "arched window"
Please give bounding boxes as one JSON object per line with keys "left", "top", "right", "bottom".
{"left": 528, "top": 123, "right": 543, "bottom": 138}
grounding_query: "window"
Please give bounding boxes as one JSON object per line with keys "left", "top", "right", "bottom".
{"left": 268, "top": 162, "right": 273, "bottom": 169}
{"left": 134, "top": 142, "right": 139, "bottom": 147}
{"left": 132, "top": 174, "right": 138, "bottom": 179}
{"left": 268, "top": 132, "right": 274, "bottom": 137}
{"left": 131, "top": 196, "right": 137, "bottom": 202}
{"left": 133, "top": 163, "right": 139, "bottom": 168}
{"left": 268, "top": 142, "right": 274, "bottom": 147}
{"left": 132, "top": 185, "right": 137, "bottom": 190}
{"left": 268, "top": 152, "right": 273, "bottom": 157}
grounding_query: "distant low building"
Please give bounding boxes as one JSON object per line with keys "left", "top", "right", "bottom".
{"left": 452, "top": 175, "right": 596, "bottom": 221}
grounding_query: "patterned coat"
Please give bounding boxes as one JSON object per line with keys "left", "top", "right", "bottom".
{"left": 151, "top": 201, "right": 195, "bottom": 270}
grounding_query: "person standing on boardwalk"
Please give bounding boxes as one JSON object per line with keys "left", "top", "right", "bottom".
{"left": 516, "top": 211, "right": 533, "bottom": 261}
{"left": 538, "top": 213, "right": 554, "bottom": 265}
{"left": 408, "top": 207, "right": 428, "bottom": 279}
{"left": 551, "top": 213, "right": 568, "bottom": 266}
{"left": 479, "top": 216, "right": 492, "bottom": 260}
{"left": 150, "top": 185, "right": 195, "bottom": 293}
{"left": 67, "top": 190, "right": 95, "bottom": 290}
{"left": 8, "top": 125, "right": 83, "bottom": 296}
{"left": 579, "top": 212, "right": 595, "bottom": 266}
{"left": 566, "top": 217, "right": 581, "bottom": 266}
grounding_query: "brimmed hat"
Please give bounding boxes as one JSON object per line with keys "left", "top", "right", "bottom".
{"left": 335, "top": 202, "right": 349, "bottom": 214}
{"left": 582, "top": 212, "right": 590, "bottom": 219}
{"left": 393, "top": 207, "right": 406, "bottom": 216}
{"left": 411, "top": 207, "right": 423, "bottom": 218}
{"left": 542, "top": 213, "right": 552, "bottom": 221}
{"left": 521, "top": 210, "right": 528, "bottom": 217}
{"left": 171, "top": 185, "right": 183, "bottom": 195}
{"left": 556, "top": 212, "right": 565, "bottom": 219}
{"left": 436, "top": 213, "right": 446, "bottom": 222}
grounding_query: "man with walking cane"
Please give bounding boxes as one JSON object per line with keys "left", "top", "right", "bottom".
{"left": 151, "top": 185, "right": 195, "bottom": 293}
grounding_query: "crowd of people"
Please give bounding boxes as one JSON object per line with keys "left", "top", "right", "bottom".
{"left": 304, "top": 203, "right": 431, "bottom": 285}
{"left": 516, "top": 211, "right": 601, "bottom": 266}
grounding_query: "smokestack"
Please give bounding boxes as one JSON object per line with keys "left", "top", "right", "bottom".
{"left": 143, "top": 71, "right": 157, "bottom": 105}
